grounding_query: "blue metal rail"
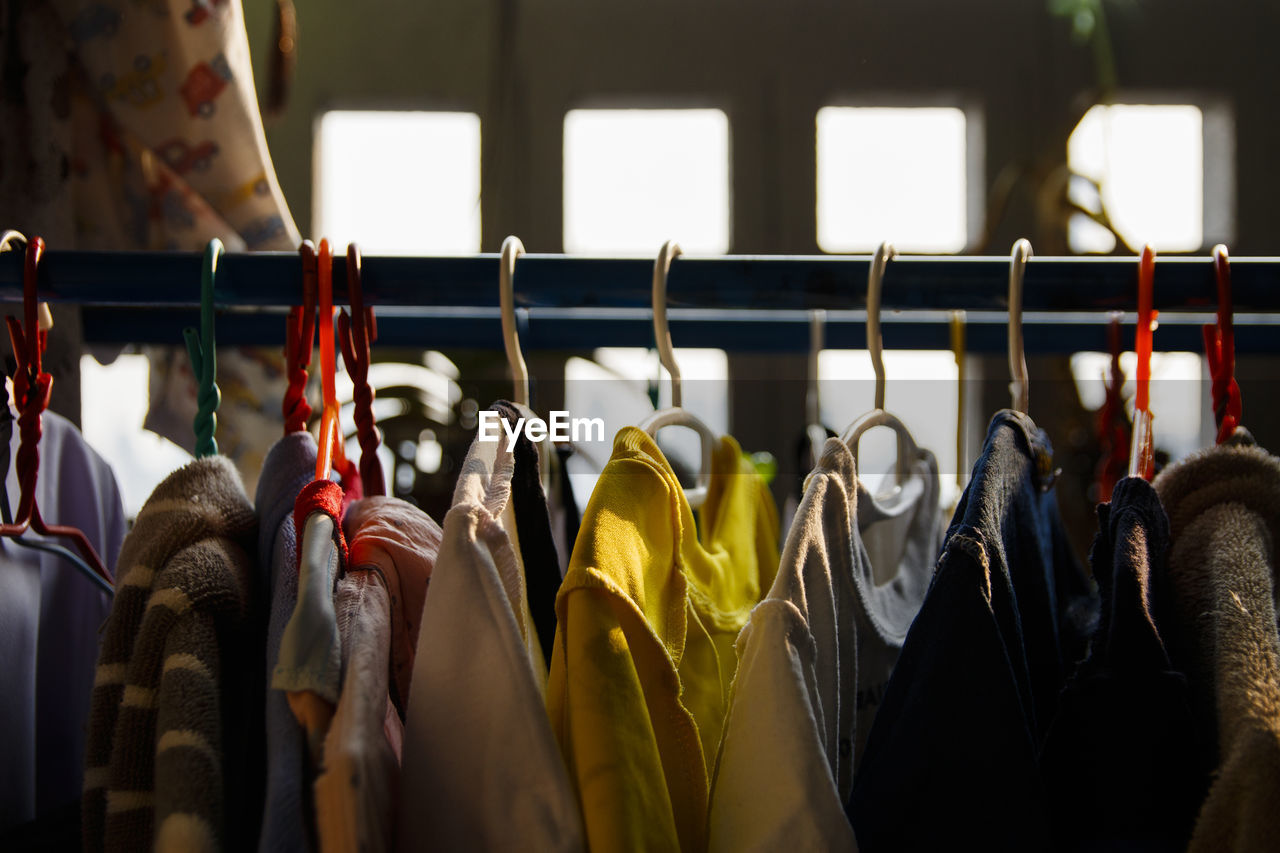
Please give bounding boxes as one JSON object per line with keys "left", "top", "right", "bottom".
{"left": 2, "top": 251, "right": 1276, "bottom": 353}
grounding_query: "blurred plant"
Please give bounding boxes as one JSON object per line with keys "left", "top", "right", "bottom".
{"left": 1048, "top": 0, "right": 1118, "bottom": 96}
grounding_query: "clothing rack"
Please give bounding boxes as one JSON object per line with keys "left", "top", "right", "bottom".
{"left": 2, "top": 250, "right": 1279, "bottom": 353}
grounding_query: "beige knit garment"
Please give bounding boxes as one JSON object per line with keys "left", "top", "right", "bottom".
{"left": 1153, "top": 434, "right": 1280, "bottom": 853}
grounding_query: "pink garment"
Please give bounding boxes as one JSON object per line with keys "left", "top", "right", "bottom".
{"left": 342, "top": 497, "right": 441, "bottom": 712}
{"left": 313, "top": 497, "right": 440, "bottom": 853}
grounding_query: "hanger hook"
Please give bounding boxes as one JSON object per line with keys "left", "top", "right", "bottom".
{"left": 500, "top": 236, "right": 529, "bottom": 406}
{"left": 652, "top": 240, "right": 684, "bottom": 409}
{"left": 867, "top": 242, "right": 896, "bottom": 412}
{"left": 184, "top": 239, "right": 223, "bottom": 458}
{"left": 807, "top": 309, "right": 825, "bottom": 428}
{"left": 1008, "top": 238, "right": 1032, "bottom": 413}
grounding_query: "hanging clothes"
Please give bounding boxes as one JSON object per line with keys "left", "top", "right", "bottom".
{"left": 849, "top": 409, "right": 1097, "bottom": 851}
{"left": 707, "top": 436, "right": 939, "bottom": 852}
{"left": 1152, "top": 431, "right": 1280, "bottom": 852}
{"left": 83, "top": 455, "right": 261, "bottom": 853}
{"left": 255, "top": 431, "right": 319, "bottom": 853}
{"left": 546, "top": 426, "right": 779, "bottom": 853}
{"left": 273, "top": 480, "right": 348, "bottom": 783}
{"left": 0, "top": 408, "right": 126, "bottom": 836}
{"left": 1039, "top": 475, "right": 1206, "bottom": 849}
{"left": 398, "top": 401, "right": 582, "bottom": 853}
{"left": 313, "top": 495, "right": 439, "bottom": 853}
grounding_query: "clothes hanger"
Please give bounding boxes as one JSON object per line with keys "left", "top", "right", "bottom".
{"left": 0, "top": 231, "right": 112, "bottom": 595}
{"left": 499, "top": 235, "right": 551, "bottom": 484}
{"left": 338, "top": 242, "right": 385, "bottom": 495}
{"left": 1008, "top": 238, "right": 1031, "bottom": 413}
{"left": 183, "top": 239, "right": 222, "bottom": 458}
{"left": 805, "top": 309, "right": 829, "bottom": 464}
{"left": 314, "top": 238, "right": 351, "bottom": 482}
{"left": 0, "top": 234, "right": 111, "bottom": 585}
{"left": 1203, "top": 243, "right": 1241, "bottom": 443}
{"left": 500, "top": 236, "right": 530, "bottom": 407}
{"left": 1128, "top": 244, "right": 1157, "bottom": 480}
{"left": 283, "top": 240, "right": 318, "bottom": 434}
{"left": 840, "top": 242, "right": 922, "bottom": 489}
{"left": 638, "top": 240, "right": 717, "bottom": 510}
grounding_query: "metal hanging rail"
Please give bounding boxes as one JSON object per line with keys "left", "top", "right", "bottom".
{"left": 1, "top": 250, "right": 1277, "bottom": 353}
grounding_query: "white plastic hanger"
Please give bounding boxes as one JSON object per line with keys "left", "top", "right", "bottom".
{"left": 639, "top": 240, "right": 717, "bottom": 510}
{"left": 1008, "top": 238, "right": 1032, "bottom": 413}
{"left": 498, "top": 235, "right": 551, "bottom": 484}
{"left": 805, "top": 309, "right": 829, "bottom": 464}
{"left": 500, "top": 235, "right": 530, "bottom": 407}
{"left": 840, "top": 242, "right": 921, "bottom": 488}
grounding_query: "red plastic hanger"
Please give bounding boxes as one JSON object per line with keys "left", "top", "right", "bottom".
{"left": 283, "top": 240, "right": 318, "bottom": 434}
{"left": 337, "top": 243, "right": 384, "bottom": 495}
{"left": 1128, "top": 245, "right": 1157, "bottom": 480}
{"left": 0, "top": 236, "right": 111, "bottom": 584}
{"left": 1203, "top": 244, "right": 1241, "bottom": 443}
{"left": 314, "top": 238, "right": 350, "bottom": 481}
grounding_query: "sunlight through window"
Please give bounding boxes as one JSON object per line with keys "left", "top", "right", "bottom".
{"left": 817, "top": 107, "right": 968, "bottom": 254}
{"left": 315, "top": 110, "right": 481, "bottom": 254}
{"left": 563, "top": 109, "right": 731, "bottom": 254}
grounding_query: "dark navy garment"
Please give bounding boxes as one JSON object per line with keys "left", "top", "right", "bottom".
{"left": 1039, "top": 476, "right": 1207, "bottom": 851}
{"left": 850, "top": 409, "right": 1097, "bottom": 852}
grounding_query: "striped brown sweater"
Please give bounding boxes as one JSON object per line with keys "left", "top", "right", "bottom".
{"left": 83, "top": 456, "right": 260, "bottom": 853}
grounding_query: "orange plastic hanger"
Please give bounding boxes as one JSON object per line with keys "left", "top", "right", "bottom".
{"left": 314, "top": 238, "right": 349, "bottom": 481}
{"left": 283, "top": 240, "right": 318, "bottom": 434}
{"left": 1128, "top": 245, "right": 1157, "bottom": 480}
{"left": 337, "top": 243, "right": 384, "bottom": 495}
{"left": 0, "top": 236, "right": 111, "bottom": 584}
{"left": 1203, "top": 244, "right": 1241, "bottom": 443}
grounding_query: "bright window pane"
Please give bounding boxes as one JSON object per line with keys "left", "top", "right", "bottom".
{"left": 1068, "top": 105, "right": 1202, "bottom": 252}
{"left": 315, "top": 111, "right": 480, "bottom": 254}
{"left": 564, "top": 347, "right": 729, "bottom": 499}
{"left": 817, "top": 107, "right": 967, "bottom": 253}
{"left": 80, "top": 354, "right": 192, "bottom": 519}
{"left": 817, "top": 349, "right": 958, "bottom": 506}
{"left": 563, "top": 109, "right": 730, "bottom": 254}
{"left": 1069, "top": 351, "right": 1205, "bottom": 461}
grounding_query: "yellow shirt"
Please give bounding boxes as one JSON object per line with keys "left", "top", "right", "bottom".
{"left": 547, "top": 427, "right": 780, "bottom": 852}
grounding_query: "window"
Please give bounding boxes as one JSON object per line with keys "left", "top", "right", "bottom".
{"left": 1069, "top": 350, "right": 1206, "bottom": 461}
{"left": 1068, "top": 104, "right": 1203, "bottom": 252}
{"left": 314, "top": 110, "right": 481, "bottom": 254}
{"left": 563, "top": 109, "right": 731, "bottom": 254}
{"left": 816, "top": 107, "right": 968, "bottom": 253}
{"left": 563, "top": 347, "right": 729, "bottom": 498}
{"left": 81, "top": 354, "right": 193, "bottom": 519}
{"left": 817, "top": 349, "right": 960, "bottom": 506}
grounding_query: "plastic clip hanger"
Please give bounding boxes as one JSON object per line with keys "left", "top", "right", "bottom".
{"left": 314, "top": 238, "right": 350, "bottom": 482}
{"left": 1008, "top": 239, "right": 1031, "bottom": 413}
{"left": 283, "top": 240, "right": 318, "bottom": 434}
{"left": 841, "top": 242, "right": 922, "bottom": 489}
{"left": 1203, "top": 244, "right": 1241, "bottom": 443}
{"left": 183, "top": 239, "right": 222, "bottom": 458}
{"left": 0, "top": 234, "right": 111, "bottom": 585}
{"left": 639, "top": 240, "right": 717, "bottom": 510}
{"left": 338, "top": 243, "right": 384, "bottom": 495}
{"left": 805, "top": 309, "right": 828, "bottom": 464}
{"left": 1129, "top": 245, "right": 1158, "bottom": 480}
